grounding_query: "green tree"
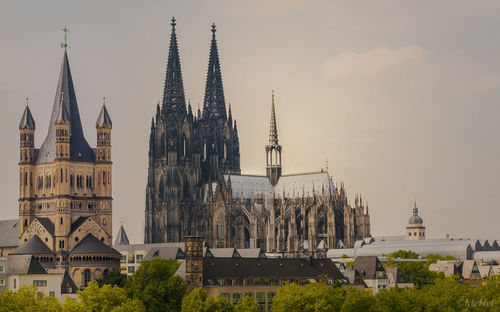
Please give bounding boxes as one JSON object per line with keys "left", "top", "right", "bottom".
{"left": 397, "top": 261, "right": 438, "bottom": 288}
{"left": 271, "top": 282, "right": 345, "bottom": 312}
{"left": 375, "top": 288, "right": 412, "bottom": 312}
{"left": 125, "top": 258, "right": 186, "bottom": 312}
{"left": 235, "top": 295, "right": 260, "bottom": 312}
{"left": 424, "top": 254, "right": 458, "bottom": 266}
{"left": 419, "top": 276, "right": 470, "bottom": 311}
{"left": 182, "top": 288, "right": 234, "bottom": 312}
{"left": 341, "top": 287, "right": 381, "bottom": 312}
{"left": 96, "top": 269, "right": 128, "bottom": 287}
{"left": 62, "top": 282, "right": 145, "bottom": 312}
{"left": 0, "top": 285, "right": 62, "bottom": 312}
{"left": 209, "top": 296, "right": 234, "bottom": 312}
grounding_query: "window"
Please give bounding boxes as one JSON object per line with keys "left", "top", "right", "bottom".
{"left": 0, "top": 265, "right": 4, "bottom": 273}
{"left": 33, "top": 280, "right": 47, "bottom": 287}
{"left": 103, "top": 172, "right": 106, "bottom": 185}
{"left": 128, "top": 266, "right": 135, "bottom": 274}
{"left": 267, "top": 292, "right": 275, "bottom": 306}
{"left": 49, "top": 291, "right": 55, "bottom": 297}
{"left": 233, "top": 292, "right": 242, "bottom": 304}
{"left": 244, "top": 292, "right": 254, "bottom": 299}
{"left": 221, "top": 293, "right": 230, "bottom": 301}
{"left": 120, "top": 255, "right": 126, "bottom": 264}
{"left": 102, "top": 218, "right": 106, "bottom": 225}
{"left": 0, "top": 279, "right": 4, "bottom": 286}
{"left": 83, "top": 269, "right": 91, "bottom": 287}
{"left": 256, "top": 292, "right": 266, "bottom": 311}
{"left": 136, "top": 255, "right": 144, "bottom": 262}
{"left": 60, "top": 217, "right": 63, "bottom": 225}
{"left": 13, "top": 278, "right": 17, "bottom": 289}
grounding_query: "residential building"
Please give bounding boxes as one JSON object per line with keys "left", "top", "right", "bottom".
{"left": 352, "top": 256, "right": 389, "bottom": 294}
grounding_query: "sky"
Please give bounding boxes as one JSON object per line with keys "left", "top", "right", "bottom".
{"left": 0, "top": 0, "right": 499, "bottom": 243}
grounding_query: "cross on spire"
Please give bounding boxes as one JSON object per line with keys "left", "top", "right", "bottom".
{"left": 211, "top": 23, "right": 216, "bottom": 37}
{"left": 25, "top": 97, "right": 29, "bottom": 107}
{"left": 171, "top": 17, "right": 176, "bottom": 29}
{"left": 61, "top": 25, "right": 69, "bottom": 49}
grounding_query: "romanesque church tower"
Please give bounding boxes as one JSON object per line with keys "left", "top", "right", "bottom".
{"left": 145, "top": 18, "right": 240, "bottom": 244}
{"left": 14, "top": 48, "right": 120, "bottom": 288}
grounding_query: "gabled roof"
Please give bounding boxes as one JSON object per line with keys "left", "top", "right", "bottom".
{"left": 96, "top": 104, "right": 112, "bottom": 128}
{"left": 8, "top": 255, "right": 47, "bottom": 274}
{"left": 36, "top": 51, "right": 94, "bottom": 163}
{"left": 144, "top": 246, "right": 185, "bottom": 261}
{"left": 37, "top": 217, "right": 55, "bottom": 236}
{"left": 353, "top": 256, "right": 385, "bottom": 280}
{"left": 203, "top": 258, "right": 346, "bottom": 284}
{"left": 0, "top": 219, "right": 19, "bottom": 248}
{"left": 11, "top": 235, "right": 53, "bottom": 255}
{"left": 384, "top": 266, "right": 409, "bottom": 284}
{"left": 207, "top": 248, "right": 240, "bottom": 258}
{"left": 236, "top": 248, "right": 267, "bottom": 258}
{"left": 19, "top": 105, "right": 35, "bottom": 130}
{"left": 462, "top": 260, "right": 480, "bottom": 279}
{"left": 70, "top": 216, "right": 89, "bottom": 234}
{"left": 61, "top": 270, "right": 78, "bottom": 294}
{"left": 70, "top": 234, "right": 120, "bottom": 255}
{"left": 114, "top": 225, "right": 129, "bottom": 245}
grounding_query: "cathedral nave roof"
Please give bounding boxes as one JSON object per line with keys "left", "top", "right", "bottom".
{"left": 11, "top": 235, "right": 53, "bottom": 255}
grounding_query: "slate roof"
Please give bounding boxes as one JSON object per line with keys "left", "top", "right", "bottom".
{"left": 36, "top": 51, "right": 95, "bottom": 163}
{"left": 208, "top": 248, "right": 240, "bottom": 258}
{"left": 96, "top": 105, "right": 112, "bottom": 128}
{"left": 144, "top": 246, "right": 184, "bottom": 261}
{"left": 114, "top": 225, "right": 129, "bottom": 246}
{"left": 384, "top": 266, "right": 409, "bottom": 283}
{"left": 236, "top": 248, "right": 267, "bottom": 258}
{"left": 37, "top": 218, "right": 55, "bottom": 236}
{"left": 202, "top": 258, "right": 346, "bottom": 284}
{"left": 19, "top": 105, "right": 35, "bottom": 130}
{"left": 11, "top": 235, "right": 53, "bottom": 255}
{"left": 70, "top": 216, "right": 89, "bottom": 234}
{"left": 61, "top": 270, "right": 78, "bottom": 294}
{"left": 462, "top": 260, "right": 479, "bottom": 279}
{"left": 353, "top": 256, "right": 385, "bottom": 280}
{"left": 8, "top": 255, "right": 47, "bottom": 274}
{"left": 428, "top": 260, "right": 463, "bottom": 277}
{"left": 0, "top": 219, "right": 19, "bottom": 248}
{"left": 70, "top": 234, "right": 120, "bottom": 255}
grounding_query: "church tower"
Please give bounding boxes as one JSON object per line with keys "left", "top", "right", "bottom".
{"left": 14, "top": 41, "right": 120, "bottom": 289}
{"left": 406, "top": 201, "right": 426, "bottom": 240}
{"left": 266, "top": 91, "right": 282, "bottom": 186}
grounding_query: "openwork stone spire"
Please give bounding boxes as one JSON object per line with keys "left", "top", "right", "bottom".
{"left": 269, "top": 90, "right": 279, "bottom": 145}
{"left": 203, "top": 23, "right": 226, "bottom": 120}
{"left": 162, "top": 17, "right": 186, "bottom": 117}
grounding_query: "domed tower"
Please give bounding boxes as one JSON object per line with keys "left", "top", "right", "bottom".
{"left": 406, "top": 201, "right": 425, "bottom": 240}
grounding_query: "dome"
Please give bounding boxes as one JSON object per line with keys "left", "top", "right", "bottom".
{"left": 408, "top": 215, "right": 423, "bottom": 225}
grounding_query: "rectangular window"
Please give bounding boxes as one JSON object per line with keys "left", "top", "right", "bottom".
{"left": 33, "top": 280, "right": 48, "bottom": 287}
{"left": 0, "top": 265, "right": 4, "bottom": 273}
{"left": 267, "top": 292, "right": 275, "bottom": 306}
{"left": 120, "top": 255, "right": 127, "bottom": 264}
{"left": 0, "top": 279, "right": 4, "bottom": 286}
{"left": 256, "top": 292, "right": 266, "bottom": 311}
{"left": 221, "top": 293, "right": 230, "bottom": 301}
{"left": 233, "top": 292, "right": 242, "bottom": 305}
{"left": 49, "top": 291, "right": 55, "bottom": 297}
{"left": 136, "top": 255, "right": 144, "bottom": 262}
{"left": 244, "top": 292, "right": 254, "bottom": 299}
{"left": 128, "top": 266, "right": 135, "bottom": 274}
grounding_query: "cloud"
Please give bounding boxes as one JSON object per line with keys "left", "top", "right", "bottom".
{"left": 322, "top": 45, "right": 425, "bottom": 79}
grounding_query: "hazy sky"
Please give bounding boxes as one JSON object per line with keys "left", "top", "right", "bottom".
{"left": 1, "top": 1, "right": 499, "bottom": 243}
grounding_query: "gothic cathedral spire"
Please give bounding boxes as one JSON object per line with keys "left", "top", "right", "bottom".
{"left": 266, "top": 90, "right": 282, "bottom": 186}
{"left": 203, "top": 23, "right": 226, "bottom": 121}
{"left": 162, "top": 17, "right": 186, "bottom": 117}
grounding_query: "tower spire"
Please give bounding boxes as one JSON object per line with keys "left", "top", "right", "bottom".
{"left": 266, "top": 90, "right": 282, "bottom": 186}
{"left": 162, "top": 16, "right": 186, "bottom": 117}
{"left": 203, "top": 22, "right": 226, "bottom": 120}
{"left": 269, "top": 90, "right": 279, "bottom": 145}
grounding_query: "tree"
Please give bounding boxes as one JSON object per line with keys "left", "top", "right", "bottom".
{"left": 271, "top": 282, "right": 345, "bottom": 312}
{"left": 125, "top": 258, "right": 186, "bottom": 312}
{"left": 96, "top": 269, "right": 128, "bottom": 287}
{"left": 340, "top": 287, "right": 381, "bottom": 312}
{"left": 235, "top": 295, "right": 259, "bottom": 312}
{"left": 61, "top": 281, "right": 145, "bottom": 312}
{"left": 0, "top": 285, "right": 62, "bottom": 312}
{"left": 209, "top": 296, "right": 234, "bottom": 312}
{"left": 182, "top": 288, "right": 234, "bottom": 312}
{"left": 397, "top": 261, "right": 438, "bottom": 288}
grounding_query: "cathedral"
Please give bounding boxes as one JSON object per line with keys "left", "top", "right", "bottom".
{"left": 15, "top": 45, "right": 120, "bottom": 288}
{"left": 145, "top": 18, "right": 371, "bottom": 252}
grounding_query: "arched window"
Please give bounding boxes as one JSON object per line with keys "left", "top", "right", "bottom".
{"left": 216, "top": 213, "right": 225, "bottom": 248}
{"left": 24, "top": 172, "right": 27, "bottom": 186}
{"left": 83, "top": 269, "right": 91, "bottom": 287}
{"left": 224, "top": 143, "right": 227, "bottom": 160}
{"left": 103, "top": 172, "right": 106, "bottom": 185}
{"left": 203, "top": 142, "right": 207, "bottom": 160}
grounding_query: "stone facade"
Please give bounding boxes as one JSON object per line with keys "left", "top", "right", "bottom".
{"left": 15, "top": 49, "right": 119, "bottom": 289}
{"left": 145, "top": 18, "right": 371, "bottom": 252}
